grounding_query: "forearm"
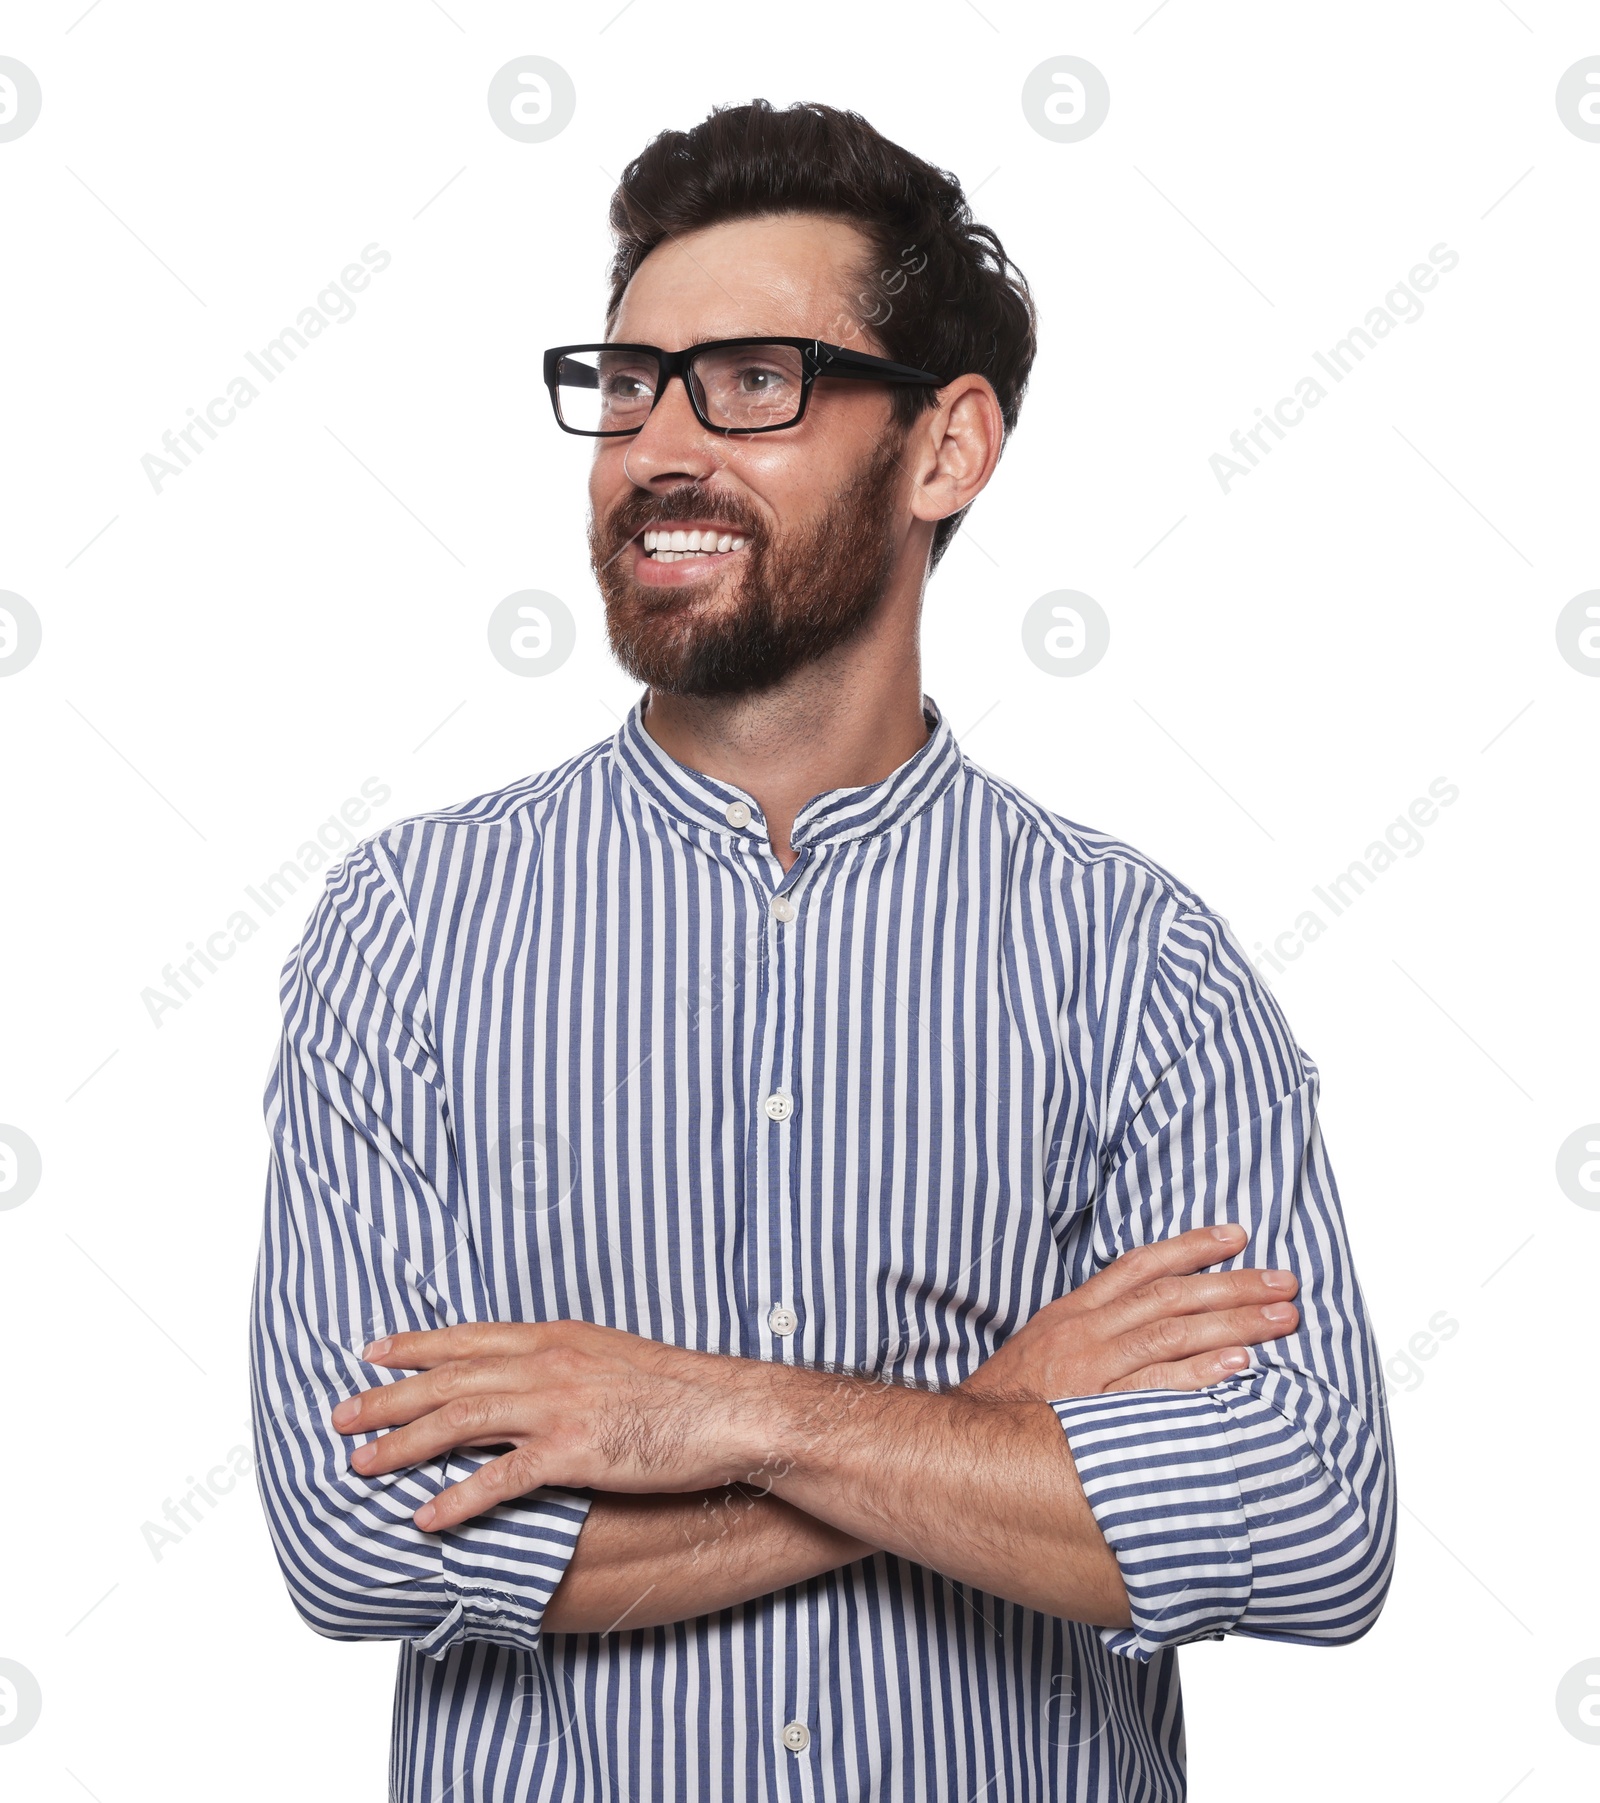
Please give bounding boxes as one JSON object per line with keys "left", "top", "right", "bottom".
{"left": 543, "top": 1486, "right": 873, "bottom": 1634}
{"left": 756, "top": 1369, "right": 1132, "bottom": 1629}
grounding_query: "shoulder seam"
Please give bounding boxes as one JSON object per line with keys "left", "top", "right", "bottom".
{"left": 369, "top": 734, "right": 614, "bottom": 843}
{"left": 959, "top": 755, "right": 1208, "bottom": 912}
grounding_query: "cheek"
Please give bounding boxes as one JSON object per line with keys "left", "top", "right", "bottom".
{"left": 748, "top": 395, "right": 896, "bottom": 510}
{"left": 725, "top": 440, "right": 844, "bottom": 527}
{"left": 591, "top": 449, "right": 628, "bottom": 510}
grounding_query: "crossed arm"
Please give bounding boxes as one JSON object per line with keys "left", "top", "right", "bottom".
{"left": 329, "top": 1222, "right": 1300, "bottom": 1635}
{"left": 254, "top": 851, "right": 1392, "bottom": 1661}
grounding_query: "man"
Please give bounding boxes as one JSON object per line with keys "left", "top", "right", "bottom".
{"left": 250, "top": 100, "right": 1394, "bottom": 1801}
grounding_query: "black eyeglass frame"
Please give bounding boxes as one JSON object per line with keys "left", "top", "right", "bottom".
{"left": 542, "top": 337, "right": 947, "bottom": 437}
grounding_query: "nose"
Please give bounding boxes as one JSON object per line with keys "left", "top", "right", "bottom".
{"left": 617, "top": 372, "right": 729, "bottom": 489}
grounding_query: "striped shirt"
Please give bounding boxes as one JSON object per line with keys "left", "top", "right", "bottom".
{"left": 249, "top": 695, "right": 1395, "bottom": 1801}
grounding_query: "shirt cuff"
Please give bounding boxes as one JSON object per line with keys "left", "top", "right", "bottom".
{"left": 1052, "top": 1387, "right": 1253, "bottom": 1661}
{"left": 410, "top": 1465, "right": 593, "bottom": 1660}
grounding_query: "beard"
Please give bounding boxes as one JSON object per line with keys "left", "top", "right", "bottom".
{"left": 588, "top": 432, "right": 907, "bottom": 699}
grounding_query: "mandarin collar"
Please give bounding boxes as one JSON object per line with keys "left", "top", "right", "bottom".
{"left": 612, "top": 694, "right": 963, "bottom": 851}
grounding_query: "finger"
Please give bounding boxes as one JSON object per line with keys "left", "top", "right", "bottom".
{"left": 362, "top": 1322, "right": 550, "bottom": 1368}
{"left": 415, "top": 1445, "right": 546, "bottom": 1533}
{"left": 1080, "top": 1224, "right": 1248, "bottom": 1303}
{"left": 1096, "top": 1267, "right": 1299, "bottom": 1336}
{"left": 1105, "top": 1346, "right": 1255, "bottom": 1392}
{"left": 347, "top": 1394, "right": 526, "bottom": 1476}
{"left": 332, "top": 1356, "right": 519, "bottom": 1433}
{"left": 1108, "top": 1300, "right": 1300, "bottom": 1377}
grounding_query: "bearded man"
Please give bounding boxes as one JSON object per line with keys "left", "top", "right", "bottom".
{"left": 250, "top": 99, "right": 1393, "bottom": 1803}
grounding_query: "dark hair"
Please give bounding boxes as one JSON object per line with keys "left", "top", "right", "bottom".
{"left": 605, "top": 99, "right": 1036, "bottom": 568}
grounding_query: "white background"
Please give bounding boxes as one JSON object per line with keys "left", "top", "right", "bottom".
{"left": 1, "top": 2, "right": 1596, "bottom": 1798}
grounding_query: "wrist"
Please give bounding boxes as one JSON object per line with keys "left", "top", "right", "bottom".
{"left": 720, "top": 1355, "right": 827, "bottom": 1485}
{"left": 745, "top": 1361, "right": 909, "bottom": 1493}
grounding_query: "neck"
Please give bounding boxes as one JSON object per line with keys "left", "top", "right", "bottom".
{"left": 640, "top": 594, "right": 928, "bottom": 872}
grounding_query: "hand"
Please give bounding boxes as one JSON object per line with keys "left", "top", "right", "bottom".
{"left": 960, "top": 1222, "right": 1298, "bottom": 1401}
{"left": 330, "top": 1321, "right": 769, "bottom": 1534}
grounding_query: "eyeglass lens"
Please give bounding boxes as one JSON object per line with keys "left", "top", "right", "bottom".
{"left": 554, "top": 343, "right": 807, "bottom": 433}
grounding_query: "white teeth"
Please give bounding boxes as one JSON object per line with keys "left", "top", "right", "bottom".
{"left": 642, "top": 526, "right": 749, "bottom": 559}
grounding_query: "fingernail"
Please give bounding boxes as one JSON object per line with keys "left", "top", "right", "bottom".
{"left": 1264, "top": 1302, "right": 1296, "bottom": 1322}
{"left": 1262, "top": 1270, "right": 1296, "bottom": 1291}
{"left": 1212, "top": 1224, "right": 1244, "bottom": 1241}
{"left": 1219, "top": 1349, "right": 1249, "bottom": 1370}
{"left": 415, "top": 1502, "right": 436, "bottom": 1530}
{"left": 364, "top": 1337, "right": 393, "bottom": 1360}
{"left": 331, "top": 1400, "right": 359, "bottom": 1429}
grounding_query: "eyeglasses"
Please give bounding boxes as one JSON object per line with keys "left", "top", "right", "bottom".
{"left": 542, "top": 337, "right": 946, "bottom": 437}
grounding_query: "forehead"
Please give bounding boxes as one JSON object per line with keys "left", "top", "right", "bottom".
{"left": 611, "top": 212, "right": 875, "bottom": 346}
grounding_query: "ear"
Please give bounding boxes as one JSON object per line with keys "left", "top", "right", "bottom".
{"left": 907, "top": 375, "right": 1006, "bottom": 528}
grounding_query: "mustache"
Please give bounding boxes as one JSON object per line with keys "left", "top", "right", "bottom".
{"left": 594, "top": 485, "right": 764, "bottom": 551}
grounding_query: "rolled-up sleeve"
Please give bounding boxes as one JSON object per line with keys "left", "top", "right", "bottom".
{"left": 1052, "top": 899, "right": 1396, "bottom": 1662}
{"left": 247, "top": 838, "right": 591, "bottom": 1658}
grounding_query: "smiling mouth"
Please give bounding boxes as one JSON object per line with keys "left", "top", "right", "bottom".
{"left": 640, "top": 526, "right": 749, "bottom": 563}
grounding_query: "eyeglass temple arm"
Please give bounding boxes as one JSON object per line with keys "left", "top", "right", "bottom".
{"left": 809, "top": 343, "right": 945, "bottom": 386}
{"left": 550, "top": 355, "right": 600, "bottom": 389}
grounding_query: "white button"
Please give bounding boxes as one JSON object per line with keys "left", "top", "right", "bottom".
{"left": 724, "top": 801, "right": 751, "bottom": 829}
{"left": 763, "top": 1091, "right": 793, "bottom": 1122}
{"left": 771, "top": 895, "right": 796, "bottom": 923}
{"left": 780, "top": 1720, "right": 810, "bottom": 1753}
{"left": 768, "top": 1304, "right": 798, "bottom": 1335}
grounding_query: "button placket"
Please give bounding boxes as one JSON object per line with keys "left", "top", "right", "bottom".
{"left": 751, "top": 839, "right": 801, "bottom": 1404}
{"left": 768, "top": 843, "right": 812, "bottom": 923}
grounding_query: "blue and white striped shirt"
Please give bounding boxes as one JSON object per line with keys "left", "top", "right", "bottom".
{"left": 249, "top": 696, "right": 1395, "bottom": 1801}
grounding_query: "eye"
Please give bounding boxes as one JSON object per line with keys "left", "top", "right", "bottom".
{"left": 735, "top": 363, "right": 789, "bottom": 393}
{"left": 601, "top": 369, "right": 651, "bottom": 401}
